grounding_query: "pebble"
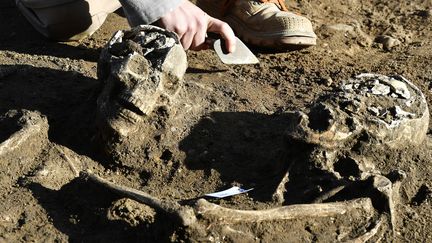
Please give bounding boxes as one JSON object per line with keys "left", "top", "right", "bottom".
{"left": 375, "top": 35, "right": 401, "bottom": 50}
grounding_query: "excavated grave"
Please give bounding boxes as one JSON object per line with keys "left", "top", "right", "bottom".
{"left": 93, "top": 25, "right": 430, "bottom": 241}
{"left": 0, "top": 25, "right": 429, "bottom": 242}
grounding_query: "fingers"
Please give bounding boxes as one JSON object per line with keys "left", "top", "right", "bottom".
{"left": 180, "top": 29, "right": 194, "bottom": 51}
{"left": 156, "top": 0, "right": 236, "bottom": 52}
{"left": 180, "top": 22, "right": 208, "bottom": 51}
{"left": 189, "top": 15, "right": 209, "bottom": 51}
{"left": 207, "top": 17, "right": 236, "bottom": 53}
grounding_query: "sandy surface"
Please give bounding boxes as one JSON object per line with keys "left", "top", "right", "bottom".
{"left": 1, "top": 0, "right": 432, "bottom": 242}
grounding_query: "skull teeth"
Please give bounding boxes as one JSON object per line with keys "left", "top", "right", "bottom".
{"left": 118, "top": 93, "right": 147, "bottom": 116}
{"left": 117, "top": 109, "right": 142, "bottom": 123}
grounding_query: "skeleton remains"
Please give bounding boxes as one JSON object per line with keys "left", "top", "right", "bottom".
{"left": 1, "top": 26, "right": 424, "bottom": 240}
{"left": 90, "top": 25, "right": 431, "bottom": 241}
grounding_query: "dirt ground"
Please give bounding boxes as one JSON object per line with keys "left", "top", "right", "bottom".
{"left": 1, "top": 0, "right": 432, "bottom": 242}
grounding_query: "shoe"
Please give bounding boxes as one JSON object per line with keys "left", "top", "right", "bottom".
{"left": 197, "top": 0, "right": 317, "bottom": 49}
{"left": 16, "top": 0, "right": 121, "bottom": 41}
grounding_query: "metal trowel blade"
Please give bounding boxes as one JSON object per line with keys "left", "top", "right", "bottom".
{"left": 213, "top": 37, "right": 259, "bottom": 65}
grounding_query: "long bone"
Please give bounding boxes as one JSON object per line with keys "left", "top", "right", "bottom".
{"left": 271, "top": 166, "right": 291, "bottom": 204}
{"left": 195, "top": 197, "right": 374, "bottom": 223}
{"left": 80, "top": 170, "right": 197, "bottom": 226}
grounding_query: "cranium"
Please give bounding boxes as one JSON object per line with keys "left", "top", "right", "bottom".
{"left": 96, "top": 25, "right": 187, "bottom": 166}
{"left": 286, "top": 73, "right": 429, "bottom": 179}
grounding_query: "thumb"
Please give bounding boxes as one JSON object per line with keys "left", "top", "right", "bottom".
{"left": 207, "top": 17, "right": 236, "bottom": 53}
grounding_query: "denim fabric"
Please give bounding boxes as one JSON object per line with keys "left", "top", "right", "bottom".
{"left": 119, "top": 0, "right": 183, "bottom": 25}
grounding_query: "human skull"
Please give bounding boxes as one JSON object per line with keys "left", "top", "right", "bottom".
{"left": 97, "top": 25, "right": 187, "bottom": 165}
{"left": 286, "top": 73, "right": 429, "bottom": 179}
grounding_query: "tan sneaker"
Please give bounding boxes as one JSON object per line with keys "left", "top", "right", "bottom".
{"left": 197, "top": 0, "right": 317, "bottom": 49}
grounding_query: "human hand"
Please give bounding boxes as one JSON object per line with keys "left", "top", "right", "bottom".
{"left": 156, "top": 0, "right": 236, "bottom": 52}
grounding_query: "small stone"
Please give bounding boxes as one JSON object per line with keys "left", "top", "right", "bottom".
{"left": 375, "top": 35, "right": 401, "bottom": 51}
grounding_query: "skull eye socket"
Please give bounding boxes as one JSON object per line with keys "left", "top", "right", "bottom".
{"left": 334, "top": 157, "right": 361, "bottom": 178}
{"left": 308, "top": 104, "right": 333, "bottom": 132}
{"left": 0, "top": 114, "right": 21, "bottom": 143}
{"left": 127, "top": 54, "right": 150, "bottom": 77}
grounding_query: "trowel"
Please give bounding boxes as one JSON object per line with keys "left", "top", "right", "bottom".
{"left": 211, "top": 36, "right": 259, "bottom": 65}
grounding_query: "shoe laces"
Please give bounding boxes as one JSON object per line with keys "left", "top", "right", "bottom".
{"left": 221, "top": 0, "right": 288, "bottom": 15}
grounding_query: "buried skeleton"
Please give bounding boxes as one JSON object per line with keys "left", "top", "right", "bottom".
{"left": 94, "top": 26, "right": 429, "bottom": 240}
{"left": 1, "top": 26, "right": 430, "bottom": 241}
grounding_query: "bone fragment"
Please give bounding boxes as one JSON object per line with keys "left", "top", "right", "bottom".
{"left": 345, "top": 217, "right": 384, "bottom": 243}
{"left": 57, "top": 147, "right": 80, "bottom": 177}
{"left": 81, "top": 170, "right": 197, "bottom": 226}
{"left": 0, "top": 112, "right": 45, "bottom": 156}
{"left": 272, "top": 166, "right": 292, "bottom": 204}
{"left": 195, "top": 198, "right": 373, "bottom": 223}
{"left": 372, "top": 175, "right": 396, "bottom": 234}
{"left": 312, "top": 184, "right": 347, "bottom": 203}
{"left": 372, "top": 171, "right": 406, "bottom": 236}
